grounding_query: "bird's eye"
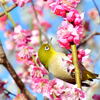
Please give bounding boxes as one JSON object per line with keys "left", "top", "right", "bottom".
{"left": 45, "top": 46, "right": 49, "bottom": 51}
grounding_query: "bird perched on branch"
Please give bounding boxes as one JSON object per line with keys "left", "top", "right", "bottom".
{"left": 38, "top": 43, "right": 99, "bottom": 86}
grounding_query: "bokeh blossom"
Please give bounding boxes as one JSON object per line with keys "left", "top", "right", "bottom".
{"left": 13, "top": 93, "right": 27, "bottom": 100}
{"left": 12, "top": 0, "right": 31, "bottom": 7}
{"left": 88, "top": 9, "right": 99, "bottom": 20}
{"left": 92, "top": 94, "right": 100, "bottom": 100}
{"left": 0, "top": 15, "right": 7, "bottom": 31}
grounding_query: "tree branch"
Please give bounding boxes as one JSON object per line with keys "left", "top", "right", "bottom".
{"left": 78, "top": 32, "right": 100, "bottom": 48}
{"left": 0, "top": 3, "right": 17, "bottom": 17}
{"left": 31, "top": 0, "right": 50, "bottom": 43}
{"left": 0, "top": 41, "right": 36, "bottom": 100}
{"left": 4, "top": 89, "right": 16, "bottom": 97}
{"left": 71, "top": 44, "right": 82, "bottom": 88}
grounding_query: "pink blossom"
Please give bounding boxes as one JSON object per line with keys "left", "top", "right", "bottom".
{"left": 5, "top": 40, "right": 15, "bottom": 50}
{"left": 16, "top": 45, "right": 35, "bottom": 64}
{"left": 92, "top": 94, "right": 100, "bottom": 100}
{"left": 66, "top": 10, "right": 84, "bottom": 25}
{"left": 74, "top": 88, "right": 85, "bottom": 99}
{"left": 49, "top": 0, "right": 80, "bottom": 17}
{"left": 11, "top": 25, "right": 32, "bottom": 46}
{"left": 0, "top": 15, "right": 7, "bottom": 31}
{"left": 57, "top": 21, "right": 83, "bottom": 49}
{"left": 46, "top": 79, "right": 86, "bottom": 100}
{"left": 31, "top": 78, "right": 49, "bottom": 94}
{"left": 30, "top": 30, "right": 40, "bottom": 46}
{"left": 61, "top": 0, "right": 80, "bottom": 8}
{"left": 78, "top": 49, "right": 91, "bottom": 62}
{"left": 13, "top": 0, "right": 31, "bottom": 7}
{"left": 29, "top": 65, "right": 48, "bottom": 78}
{"left": 68, "top": 48, "right": 91, "bottom": 62}
{"left": 13, "top": 93, "right": 27, "bottom": 100}
{"left": 50, "top": 1, "right": 69, "bottom": 17}
{"left": 88, "top": 9, "right": 99, "bottom": 20}
{"left": 40, "top": 21, "right": 51, "bottom": 31}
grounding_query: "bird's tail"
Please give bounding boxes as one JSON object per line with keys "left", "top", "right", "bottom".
{"left": 83, "top": 70, "right": 99, "bottom": 81}
{"left": 87, "top": 69, "right": 99, "bottom": 80}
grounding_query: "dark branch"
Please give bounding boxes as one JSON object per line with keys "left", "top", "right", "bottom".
{"left": 78, "top": 32, "right": 100, "bottom": 48}
{"left": 4, "top": 89, "right": 16, "bottom": 97}
{"left": 0, "top": 41, "right": 36, "bottom": 100}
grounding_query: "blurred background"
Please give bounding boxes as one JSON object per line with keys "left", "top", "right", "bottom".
{"left": 0, "top": 0, "right": 100, "bottom": 100}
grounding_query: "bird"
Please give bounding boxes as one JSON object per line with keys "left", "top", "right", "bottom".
{"left": 38, "top": 43, "right": 99, "bottom": 86}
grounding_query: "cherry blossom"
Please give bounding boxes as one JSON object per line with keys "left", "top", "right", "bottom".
{"left": 16, "top": 45, "right": 35, "bottom": 64}
{"left": 57, "top": 21, "right": 83, "bottom": 49}
{"left": 49, "top": 0, "right": 80, "bottom": 17}
{"left": 11, "top": 25, "right": 32, "bottom": 47}
{"left": 68, "top": 49, "right": 91, "bottom": 62}
{"left": 29, "top": 65, "right": 48, "bottom": 79}
{"left": 12, "top": 0, "right": 31, "bottom": 7}
{"left": 13, "top": 93, "right": 27, "bottom": 100}
{"left": 88, "top": 9, "right": 99, "bottom": 20}
{"left": 0, "top": 15, "right": 8, "bottom": 31}
{"left": 92, "top": 94, "right": 100, "bottom": 100}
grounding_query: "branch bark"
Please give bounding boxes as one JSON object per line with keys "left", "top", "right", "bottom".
{"left": 78, "top": 32, "right": 100, "bottom": 48}
{"left": 0, "top": 3, "right": 17, "bottom": 17}
{"left": 0, "top": 41, "right": 36, "bottom": 100}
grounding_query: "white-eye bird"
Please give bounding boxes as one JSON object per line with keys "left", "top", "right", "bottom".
{"left": 38, "top": 43, "right": 99, "bottom": 86}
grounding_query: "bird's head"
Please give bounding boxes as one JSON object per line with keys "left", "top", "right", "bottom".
{"left": 38, "top": 43, "right": 56, "bottom": 68}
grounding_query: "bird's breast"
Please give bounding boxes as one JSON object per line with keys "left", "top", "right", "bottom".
{"left": 48, "top": 53, "right": 75, "bottom": 83}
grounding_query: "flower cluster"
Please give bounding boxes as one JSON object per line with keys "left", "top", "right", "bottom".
{"left": 68, "top": 49, "right": 91, "bottom": 62}
{"left": 18, "top": 57, "right": 86, "bottom": 100}
{"left": 31, "top": 78, "right": 86, "bottom": 100}
{"left": 57, "top": 20, "right": 83, "bottom": 49}
{"left": 50, "top": 0, "right": 84, "bottom": 49}
{"left": 12, "top": 25, "right": 32, "bottom": 46}
{"left": 50, "top": 0, "right": 80, "bottom": 17}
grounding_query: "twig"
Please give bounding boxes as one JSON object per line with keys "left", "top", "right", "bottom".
{"left": 0, "top": 0, "right": 16, "bottom": 27}
{"left": 78, "top": 32, "right": 100, "bottom": 48}
{"left": 4, "top": 89, "right": 16, "bottom": 97}
{"left": 71, "top": 44, "right": 82, "bottom": 88}
{"left": 31, "top": 0, "right": 50, "bottom": 43}
{"left": 0, "top": 41, "right": 36, "bottom": 100}
{"left": 0, "top": 4, "right": 17, "bottom": 17}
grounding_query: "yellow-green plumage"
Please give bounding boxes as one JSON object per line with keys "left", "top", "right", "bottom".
{"left": 38, "top": 43, "right": 98, "bottom": 84}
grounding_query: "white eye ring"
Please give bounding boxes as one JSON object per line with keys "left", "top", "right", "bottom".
{"left": 45, "top": 46, "right": 49, "bottom": 50}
